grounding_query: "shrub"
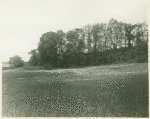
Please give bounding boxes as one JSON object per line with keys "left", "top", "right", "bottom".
{"left": 44, "top": 63, "right": 53, "bottom": 70}
{"left": 9, "top": 55, "right": 24, "bottom": 67}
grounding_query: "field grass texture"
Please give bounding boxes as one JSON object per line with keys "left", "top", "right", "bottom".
{"left": 2, "top": 63, "right": 148, "bottom": 117}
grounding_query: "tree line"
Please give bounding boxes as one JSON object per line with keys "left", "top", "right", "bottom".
{"left": 28, "top": 18, "right": 148, "bottom": 69}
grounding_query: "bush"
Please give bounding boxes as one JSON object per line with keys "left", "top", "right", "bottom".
{"left": 107, "top": 54, "right": 115, "bottom": 63}
{"left": 9, "top": 55, "right": 24, "bottom": 67}
{"left": 134, "top": 41, "right": 148, "bottom": 63}
{"left": 14, "top": 61, "right": 24, "bottom": 67}
{"left": 44, "top": 63, "right": 53, "bottom": 70}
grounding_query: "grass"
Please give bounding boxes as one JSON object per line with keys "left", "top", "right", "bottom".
{"left": 2, "top": 63, "right": 148, "bottom": 117}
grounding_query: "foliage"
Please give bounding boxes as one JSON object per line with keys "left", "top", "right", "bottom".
{"left": 29, "top": 18, "right": 148, "bottom": 69}
{"left": 9, "top": 55, "right": 24, "bottom": 67}
{"left": 43, "top": 63, "right": 53, "bottom": 70}
{"left": 28, "top": 49, "right": 39, "bottom": 66}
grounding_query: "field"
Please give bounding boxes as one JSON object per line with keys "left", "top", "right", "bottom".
{"left": 2, "top": 63, "right": 148, "bottom": 117}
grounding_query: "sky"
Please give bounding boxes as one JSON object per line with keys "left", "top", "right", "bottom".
{"left": 0, "top": 0, "right": 149, "bottom": 62}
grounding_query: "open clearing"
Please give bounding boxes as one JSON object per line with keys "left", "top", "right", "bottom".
{"left": 2, "top": 63, "right": 148, "bottom": 117}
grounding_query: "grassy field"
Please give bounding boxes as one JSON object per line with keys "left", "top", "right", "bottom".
{"left": 2, "top": 63, "right": 148, "bottom": 117}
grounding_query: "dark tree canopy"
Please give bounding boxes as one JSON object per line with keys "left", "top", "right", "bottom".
{"left": 28, "top": 19, "right": 148, "bottom": 69}
{"left": 28, "top": 49, "right": 39, "bottom": 66}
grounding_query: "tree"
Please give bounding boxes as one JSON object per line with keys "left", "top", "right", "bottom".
{"left": 108, "top": 19, "right": 121, "bottom": 49}
{"left": 65, "top": 28, "right": 86, "bottom": 66}
{"left": 106, "top": 26, "right": 112, "bottom": 49}
{"left": 38, "top": 31, "right": 59, "bottom": 67}
{"left": 29, "top": 18, "right": 148, "bottom": 68}
{"left": 98, "top": 23, "right": 107, "bottom": 51}
{"left": 84, "top": 24, "right": 93, "bottom": 53}
{"left": 75, "top": 28, "right": 86, "bottom": 65}
{"left": 119, "top": 21, "right": 126, "bottom": 48}
{"left": 28, "top": 49, "right": 39, "bottom": 66}
{"left": 91, "top": 23, "right": 101, "bottom": 64}
{"left": 124, "top": 23, "right": 135, "bottom": 49}
{"left": 133, "top": 22, "right": 148, "bottom": 45}
{"left": 56, "top": 30, "right": 66, "bottom": 53}
{"left": 112, "top": 20, "right": 125, "bottom": 49}
{"left": 9, "top": 55, "right": 24, "bottom": 67}
{"left": 66, "top": 30, "right": 77, "bottom": 52}
{"left": 75, "top": 28, "right": 85, "bottom": 53}
{"left": 92, "top": 23, "right": 100, "bottom": 52}
{"left": 132, "top": 22, "right": 148, "bottom": 63}
{"left": 56, "top": 30, "right": 66, "bottom": 68}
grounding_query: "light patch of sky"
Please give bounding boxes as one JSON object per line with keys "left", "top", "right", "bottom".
{"left": 0, "top": 0, "right": 149, "bottom": 62}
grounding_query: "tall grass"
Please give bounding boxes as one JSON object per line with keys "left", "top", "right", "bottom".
{"left": 2, "top": 63, "right": 148, "bottom": 117}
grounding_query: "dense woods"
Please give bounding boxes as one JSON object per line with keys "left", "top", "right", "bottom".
{"left": 28, "top": 19, "right": 148, "bottom": 69}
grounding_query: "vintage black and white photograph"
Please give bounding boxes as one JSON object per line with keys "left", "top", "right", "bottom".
{"left": 1, "top": 0, "right": 149, "bottom": 117}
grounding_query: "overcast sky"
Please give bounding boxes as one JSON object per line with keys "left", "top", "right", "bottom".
{"left": 0, "top": 0, "right": 149, "bottom": 62}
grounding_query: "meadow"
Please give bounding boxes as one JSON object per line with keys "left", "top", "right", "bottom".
{"left": 2, "top": 63, "right": 148, "bottom": 117}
